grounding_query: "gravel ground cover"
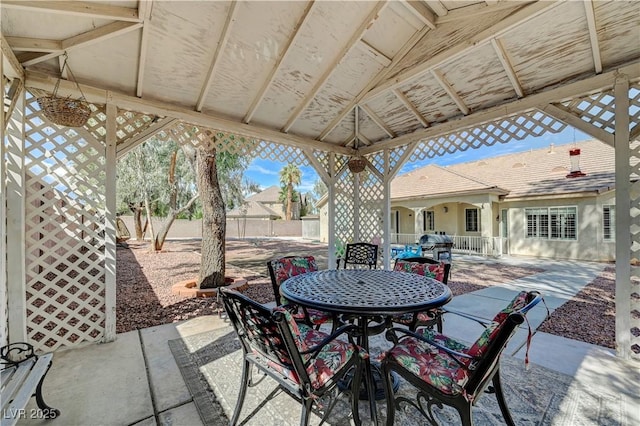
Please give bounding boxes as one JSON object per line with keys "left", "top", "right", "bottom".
{"left": 116, "top": 239, "right": 615, "bottom": 348}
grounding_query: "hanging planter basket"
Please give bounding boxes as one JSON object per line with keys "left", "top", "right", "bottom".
{"left": 36, "top": 53, "right": 90, "bottom": 128}
{"left": 37, "top": 96, "right": 91, "bottom": 127}
{"left": 347, "top": 156, "right": 366, "bottom": 173}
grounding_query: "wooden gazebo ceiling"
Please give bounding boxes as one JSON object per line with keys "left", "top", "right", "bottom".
{"left": 2, "top": 1, "right": 639, "bottom": 155}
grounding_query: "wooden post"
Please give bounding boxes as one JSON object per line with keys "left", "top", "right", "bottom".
{"left": 0, "top": 52, "right": 6, "bottom": 347}
{"left": 327, "top": 153, "right": 337, "bottom": 269}
{"left": 103, "top": 102, "right": 117, "bottom": 342}
{"left": 382, "top": 149, "right": 392, "bottom": 270}
{"left": 614, "top": 76, "right": 631, "bottom": 359}
{"left": 5, "top": 85, "right": 26, "bottom": 344}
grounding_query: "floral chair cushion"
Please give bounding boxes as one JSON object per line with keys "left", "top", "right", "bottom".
{"left": 272, "top": 307, "right": 365, "bottom": 390}
{"left": 380, "top": 329, "right": 470, "bottom": 396}
{"left": 393, "top": 260, "right": 445, "bottom": 282}
{"left": 271, "top": 256, "right": 332, "bottom": 326}
{"left": 466, "top": 291, "right": 529, "bottom": 360}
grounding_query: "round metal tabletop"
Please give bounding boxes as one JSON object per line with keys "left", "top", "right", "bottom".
{"left": 280, "top": 269, "right": 451, "bottom": 315}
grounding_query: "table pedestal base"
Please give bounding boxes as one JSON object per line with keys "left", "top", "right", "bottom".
{"left": 338, "top": 361, "right": 400, "bottom": 401}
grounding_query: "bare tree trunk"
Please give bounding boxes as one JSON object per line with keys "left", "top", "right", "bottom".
{"left": 197, "top": 146, "right": 226, "bottom": 289}
{"left": 129, "top": 202, "right": 145, "bottom": 240}
{"left": 286, "top": 183, "right": 293, "bottom": 220}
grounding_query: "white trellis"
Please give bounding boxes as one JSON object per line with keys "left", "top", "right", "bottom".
{"left": 0, "top": 78, "right": 638, "bottom": 360}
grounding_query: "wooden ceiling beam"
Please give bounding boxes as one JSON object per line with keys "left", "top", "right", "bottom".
{"left": 431, "top": 69, "right": 469, "bottom": 115}
{"left": 117, "top": 118, "right": 178, "bottom": 159}
{"left": 393, "top": 88, "right": 429, "bottom": 127}
{"left": 1, "top": 35, "right": 24, "bottom": 80}
{"left": 402, "top": 1, "right": 437, "bottom": 30}
{"left": 359, "top": 61, "right": 640, "bottom": 155}
{"left": 244, "top": 1, "right": 316, "bottom": 124}
{"left": 361, "top": 104, "right": 395, "bottom": 138}
{"left": 21, "top": 22, "right": 143, "bottom": 67}
{"left": 0, "top": 1, "right": 140, "bottom": 22}
{"left": 318, "top": 25, "right": 431, "bottom": 141}
{"left": 491, "top": 38, "right": 524, "bottom": 98}
{"left": 424, "top": 1, "right": 448, "bottom": 17}
{"left": 282, "top": 1, "right": 388, "bottom": 133}
{"left": 25, "top": 70, "right": 353, "bottom": 156}
{"left": 583, "top": 0, "right": 603, "bottom": 74}
{"left": 356, "top": 40, "right": 392, "bottom": 67}
{"left": 541, "top": 103, "right": 614, "bottom": 146}
{"left": 4, "top": 37, "right": 61, "bottom": 53}
{"left": 136, "top": 0, "right": 154, "bottom": 98}
{"left": 195, "top": 1, "right": 237, "bottom": 112}
{"left": 436, "top": 1, "right": 534, "bottom": 24}
{"left": 363, "top": 1, "right": 561, "bottom": 103}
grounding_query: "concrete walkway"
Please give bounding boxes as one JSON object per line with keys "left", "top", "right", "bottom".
{"left": 16, "top": 257, "right": 640, "bottom": 426}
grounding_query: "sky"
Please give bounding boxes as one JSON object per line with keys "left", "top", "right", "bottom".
{"left": 244, "top": 126, "right": 590, "bottom": 194}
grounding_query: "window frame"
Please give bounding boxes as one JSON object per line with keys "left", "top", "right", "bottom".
{"left": 525, "top": 206, "right": 577, "bottom": 240}
{"left": 422, "top": 210, "right": 435, "bottom": 232}
{"left": 603, "top": 205, "right": 615, "bottom": 241}
{"left": 465, "top": 208, "right": 479, "bottom": 233}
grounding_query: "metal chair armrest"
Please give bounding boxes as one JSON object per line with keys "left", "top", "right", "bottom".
{"left": 299, "top": 323, "right": 360, "bottom": 358}
{"left": 386, "top": 327, "right": 473, "bottom": 369}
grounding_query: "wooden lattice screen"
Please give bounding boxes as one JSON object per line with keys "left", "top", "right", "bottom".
{"left": 21, "top": 92, "right": 107, "bottom": 351}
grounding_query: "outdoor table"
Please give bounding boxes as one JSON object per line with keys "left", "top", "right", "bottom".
{"left": 280, "top": 269, "right": 452, "bottom": 423}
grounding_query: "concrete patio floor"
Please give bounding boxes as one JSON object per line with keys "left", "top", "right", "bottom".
{"left": 16, "top": 257, "right": 640, "bottom": 426}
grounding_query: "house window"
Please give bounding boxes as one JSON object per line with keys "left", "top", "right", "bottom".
{"left": 525, "top": 207, "right": 577, "bottom": 240}
{"left": 603, "top": 205, "right": 615, "bottom": 241}
{"left": 465, "top": 208, "right": 479, "bottom": 232}
{"left": 501, "top": 208, "right": 508, "bottom": 237}
{"left": 423, "top": 210, "right": 434, "bottom": 232}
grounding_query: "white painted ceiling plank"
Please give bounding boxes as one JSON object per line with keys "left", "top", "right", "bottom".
{"left": 196, "top": 1, "right": 238, "bottom": 112}
{"left": 356, "top": 40, "right": 392, "bottom": 67}
{"left": 282, "top": 1, "right": 389, "bottom": 133}
{"left": 541, "top": 103, "right": 613, "bottom": 146}
{"left": 136, "top": 0, "right": 153, "bottom": 98}
{"left": 491, "top": 38, "right": 524, "bottom": 98}
{"left": 401, "top": 1, "right": 437, "bottom": 30}
{"left": 431, "top": 69, "right": 470, "bottom": 115}
{"left": 393, "top": 88, "right": 429, "bottom": 127}
{"left": 0, "top": 1, "right": 140, "bottom": 22}
{"left": 361, "top": 104, "right": 396, "bottom": 138}
{"left": 21, "top": 22, "right": 143, "bottom": 67}
{"left": 425, "top": 1, "right": 448, "bottom": 17}
{"left": 583, "top": 0, "right": 603, "bottom": 74}
{"left": 244, "top": 1, "right": 316, "bottom": 124}
{"left": 319, "top": 25, "right": 431, "bottom": 141}
{"left": 363, "top": 1, "right": 561, "bottom": 103}
{"left": 1, "top": 35, "right": 24, "bottom": 79}
{"left": 360, "top": 62, "right": 640, "bottom": 155}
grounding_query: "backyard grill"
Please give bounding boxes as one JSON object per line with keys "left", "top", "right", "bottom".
{"left": 419, "top": 234, "right": 454, "bottom": 262}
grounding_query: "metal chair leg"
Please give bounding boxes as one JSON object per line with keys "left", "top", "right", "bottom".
{"left": 382, "top": 361, "right": 396, "bottom": 426}
{"left": 492, "top": 369, "right": 516, "bottom": 426}
{"left": 230, "top": 359, "right": 251, "bottom": 426}
{"left": 34, "top": 365, "right": 60, "bottom": 418}
{"left": 300, "top": 398, "right": 314, "bottom": 426}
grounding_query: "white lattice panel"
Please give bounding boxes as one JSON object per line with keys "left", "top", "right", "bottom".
{"left": 629, "top": 139, "right": 640, "bottom": 359}
{"left": 408, "top": 110, "right": 567, "bottom": 163}
{"left": 23, "top": 92, "right": 107, "bottom": 351}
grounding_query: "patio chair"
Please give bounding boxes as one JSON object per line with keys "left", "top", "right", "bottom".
{"left": 338, "top": 242, "right": 378, "bottom": 269}
{"left": 220, "top": 288, "right": 366, "bottom": 426}
{"left": 267, "top": 256, "right": 334, "bottom": 329}
{"left": 390, "top": 256, "right": 451, "bottom": 332}
{"left": 381, "top": 290, "right": 542, "bottom": 426}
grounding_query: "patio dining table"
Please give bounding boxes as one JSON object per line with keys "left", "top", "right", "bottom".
{"left": 280, "top": 269, "right": 452, "bottom": 423}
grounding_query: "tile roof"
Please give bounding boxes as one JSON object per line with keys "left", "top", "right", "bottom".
{"left": 226, "top": 200, "right": 281, "bottom": 218}
{"left": 392, "top": 139, "right": 615, "bottom": 200}
{"left": 246, "top": 185, "right": 281, "bottom": 202}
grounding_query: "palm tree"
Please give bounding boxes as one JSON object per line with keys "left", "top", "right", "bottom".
{"left": 279, "top": 163, "right": 301, "bottom": 220}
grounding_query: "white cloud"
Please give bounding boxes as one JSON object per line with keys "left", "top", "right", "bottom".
{"left": 248, "top": 165, "right": 279, "bottom": 175}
